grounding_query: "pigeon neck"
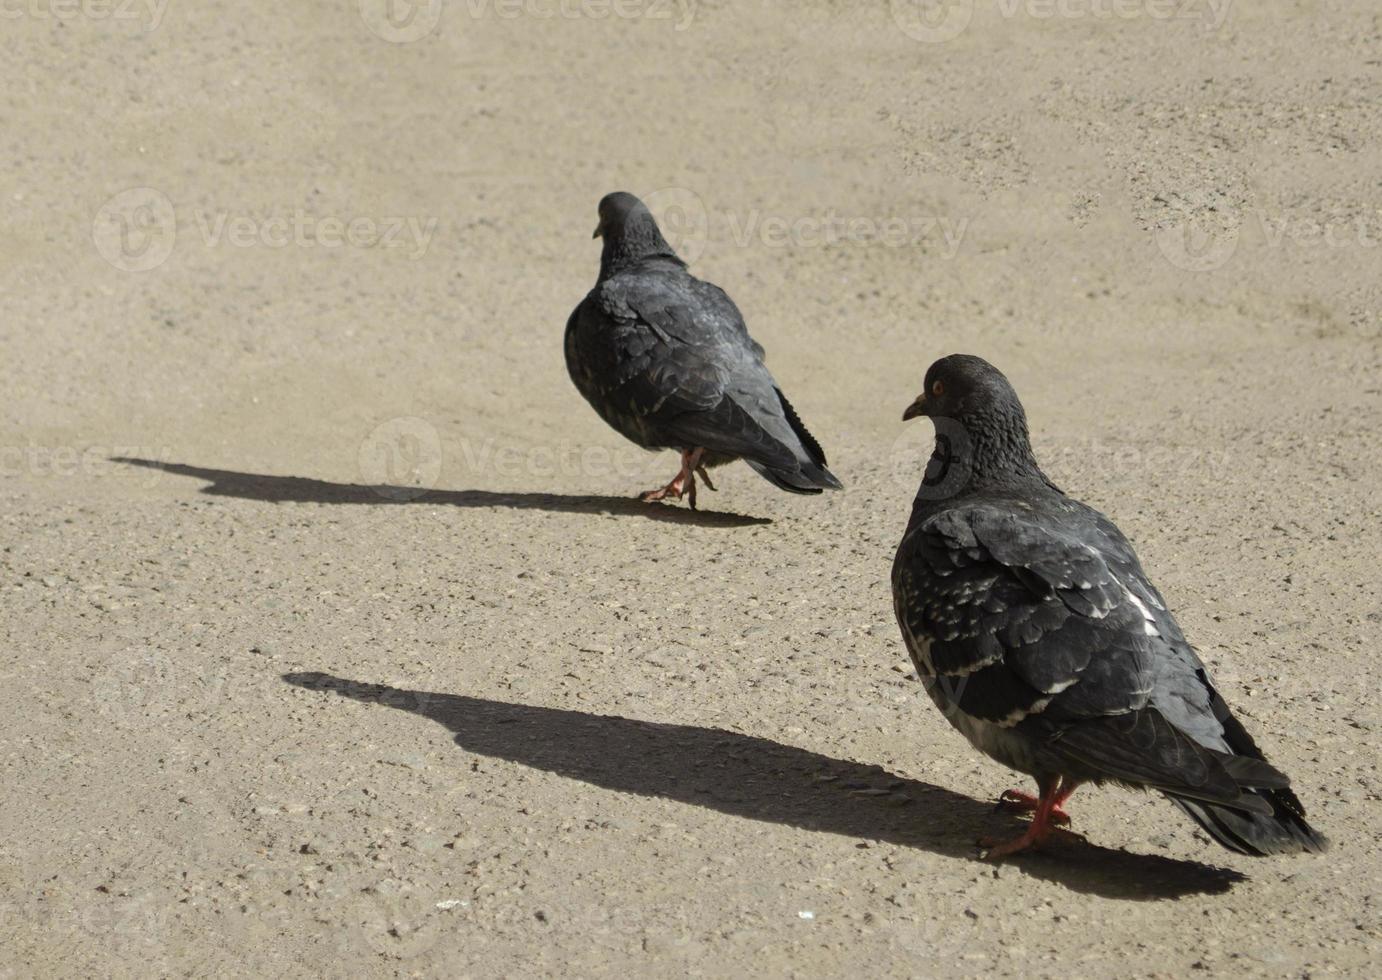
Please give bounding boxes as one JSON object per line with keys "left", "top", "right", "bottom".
{"left": 599, "top": 221, "right": 683, "bottom": 280}
{"left": 923, "top": 407, "right": 1052, "bottom": 496}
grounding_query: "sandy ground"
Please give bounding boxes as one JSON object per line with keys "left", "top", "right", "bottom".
{"left": 3, "top": 1, "right": 1381, "bottom": 976}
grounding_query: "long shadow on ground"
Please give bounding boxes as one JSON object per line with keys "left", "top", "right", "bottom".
{"left": 112, "top": 458, "right": 770, "bottom": 527}
{"left": 283, "top": 672, "right": 1246, "bottom": 901}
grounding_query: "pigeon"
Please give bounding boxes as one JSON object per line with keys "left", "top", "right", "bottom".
{"left": 565, "top": 191, "right": 842, "bottom": 508}
{"left": 891, "top": 353, "right": 1327, "bottom": 858}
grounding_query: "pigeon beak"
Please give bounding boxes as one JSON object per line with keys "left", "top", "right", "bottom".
{"left": 592, "top": 222, "right": 603, "bottom": 239}
{"left": 902, "top": 394, "right": 929, "bottom": 421}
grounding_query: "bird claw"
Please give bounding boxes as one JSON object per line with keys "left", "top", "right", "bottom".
{"left": 638, "top": 482, "right": 681, "bottom": 504}
{"left": 995, "top": 789, "right": 1071, "bottom": 826}
{"left": 977, "top": 826, "right": 1087, "bottom": 860}
{"left": 977, "top": 833, "right": 1041, "bottom": 859}
{"left": 638, "top": 475, "right": 696, "bottom": 509}
{"left": 639, "top": 450, "right": 707, "bottom": 509}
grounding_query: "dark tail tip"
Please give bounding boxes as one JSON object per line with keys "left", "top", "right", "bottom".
{"left": 1170, "top": 790, "right": 1329, "bottom": 856}
{"left": 746, "top": 459, "right": 841, "bottom": 494}
{"left": 799, "top": 461, "right": 843, "bottom": 491}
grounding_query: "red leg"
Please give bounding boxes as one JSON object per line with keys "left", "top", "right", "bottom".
{"left": 639, "top": 449, "right": 706, "bottom": 509}
{"left": 638, "top": 467, "right": 686, "bottom": 504}
{"left": 981, "top": 776, "right": 1082, "bottom": 859}
{"left": 995, "top": 779, "right": 1080, "bottom": 827}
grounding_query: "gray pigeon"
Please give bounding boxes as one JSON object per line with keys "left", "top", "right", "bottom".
{"left": 565, "top": 192, "right": 842, "bottom": 508}
{"left": 892, "top": 354, "right": 1326, "bottom": 858}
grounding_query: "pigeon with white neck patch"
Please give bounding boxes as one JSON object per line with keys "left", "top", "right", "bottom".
{"left": 891, "top": 353, "right": 1326, "bottom": 858}
{"left": 565, "top": 191, "right": 841, "bottom": 508}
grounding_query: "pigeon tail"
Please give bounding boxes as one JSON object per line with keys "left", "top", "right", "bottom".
{"left": 1169, "top": 790, "right": 1329, "bottom": 856}
{"left": 775, "top": 388, "right": 829, "bottom": 469}
{"left": 798, "top": 459, "right": 844, "bottom": 491}
{"left": 744, "top": 458, "right": 841, "bottom": 494}
{"left": 765, "top": 388, "right": 843, "bottom": 491}
{"left": 1171, "top": 698, "right": 1329, "bottom": 855}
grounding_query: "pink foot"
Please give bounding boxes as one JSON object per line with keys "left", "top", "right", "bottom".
{"left": 639, "top": 449, "right": 709, "bottom": 509}
{"left": 980, "top": 778, "right": 1084, "bottom": 859}
{"left": 996, "top": 789, "right": 1071, "bottom": 826}
{"left": 639, "top": 473, "right": 688, "bottom": 504}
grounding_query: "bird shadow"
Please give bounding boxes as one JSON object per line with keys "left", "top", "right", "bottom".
{"left": 283, "top": 672, "right": 1247, "bottom": 901}
{"left": 111, "top": 458, "right": 770, "bottom": 527}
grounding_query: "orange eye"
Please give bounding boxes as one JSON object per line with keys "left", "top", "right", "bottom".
{"left": 931, "top": 380, "right": 945, "bottom": 397}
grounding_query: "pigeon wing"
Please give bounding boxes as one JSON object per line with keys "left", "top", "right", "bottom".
{"left": 577, "top": 271, "right": 815, "bottom": 472}
{"left": 894, "top": 504, "right": 1141, "bottom": 725}
{"left": 894, "top": 503, "right": 1266, "bottom": 808}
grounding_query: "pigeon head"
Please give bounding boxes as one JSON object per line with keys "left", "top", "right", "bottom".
{"left": 902, "top": 354, "right": 1022, "bottom": 423}
{"left": 902, "top": 354, "right": 1048, "bottom": 490}
{"left": 593, "top": 192, "right": 682, "bottom": 279}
